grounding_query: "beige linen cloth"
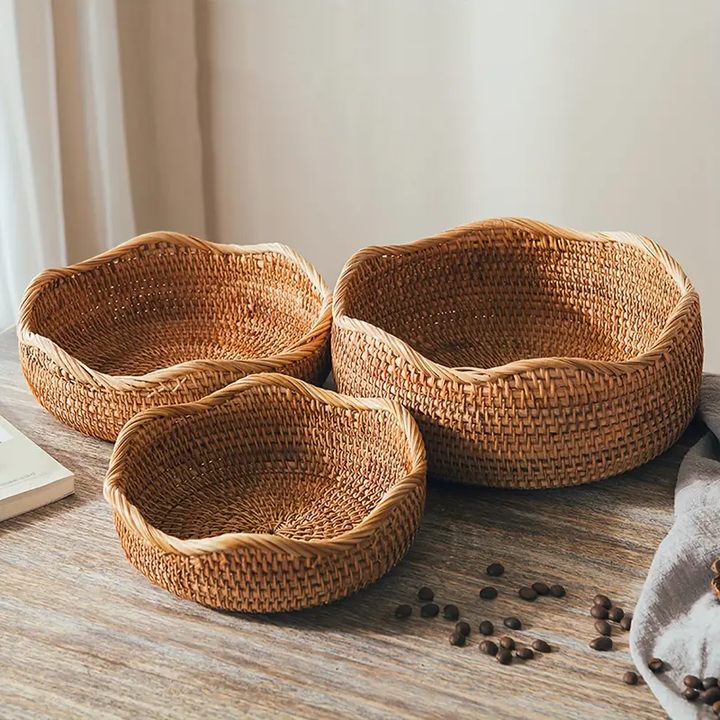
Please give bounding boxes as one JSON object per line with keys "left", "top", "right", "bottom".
{"left": 631, "top": 375, "right": 720, "bottom": 718}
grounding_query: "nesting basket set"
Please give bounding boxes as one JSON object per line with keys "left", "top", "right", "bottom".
{"left": 17, "top": 219, "right": 704, "bottom": 612}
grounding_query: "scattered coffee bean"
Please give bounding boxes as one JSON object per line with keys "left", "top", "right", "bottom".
{"left": 496, "top": 649, "right": 512, "bottom": 665}
{"left": 532, "top": 639, "right": 552, "bottom": 654}
{"left": 500, "top": 637, "right": 516, "bottom": 651}
{"left": 449, "top": 630, "right": 466, "bottom": 647}
{"left": 479, "top": 586, "right": 498, "bottom": 600}
{"left": 479, "top": 640, "right": 498, "bottom": 656}
{"left": 590, "top": 636, "right": 613, "bottom": 651}
{"left": 443, "top": 604, "right": 459, "bottom": 621}
{"left": 594, "top": 620, "right": 612, "bottom": 636}
{"left": 479, "top": 620, "right": 494, "bottom": 636}
{"left": 593, "top": 594, "right": 612, "bottom": 609}
{"left": 516, "top": 647, "right": 534, "bottom": 660}
{"left": 394, "top": 604, "right": 412, "bottom": 618}
{"left": 418, "top": 587, "right": 434, "bottom": 601}
{"left": 713, "top": 700, "right": 720, "bottom": 715}
{"left": 608, "top": 607, "right": 624, "bottom": 622}
{"left": 531, "top": 582, "right": 550, "bottom": 596}
{"left": 620, "top": 614, "right": 633, "bottom": 631}
{"left": 622, "top": 671, "right": 638, "bottom": 685}
{"left": 648, "top": 658, "right": 665, "bottom": 673}
{"left": 420, "top": 603, "right": 439, "bottom": 618}
{"left": 684, "top": 675, "right": 703, "bottom": 689}
{"left": 705, "top": 677, "right": 719, "bottom": 688}
{"left": 456, "top": 621, "right": 471, "bottom": 637}
{"left": 519, "top": 586, "right": 538, "bottom": 602}
{"left": 684, "top": 688, "right": 700, "bottom": 702}
{"left": 702, "top": 687, "right": 720, "bottom": 705}
{"left": 487, "top": 562, "right": 505, "bottom": 577}
{"left": 591, "top": 605, "right": 610, "bottom": 620}
{"left": 549, "top": 584, "right": 566, "bottom": 598}
{"left": 504, "top": 617, "right": 522, "bottom": 630}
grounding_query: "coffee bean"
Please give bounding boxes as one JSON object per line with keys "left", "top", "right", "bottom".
{"left": 394, "top": 604, "right": 412, "bottom": 618}
{"left": 449, "top": 630, "right": 466, "bottom": 647}
{"left": 479, "top": 640, "right": 498, "bottom": 656}
{"left": 487, "top": 562, "right": 505, "bottom": 577}
{"left": 713, "top": 700, "right": 720, "bottom": 715}
{"left": 705, "top": 678, "right": 719, "bottom": 688}
{"left": 479, "top": 586, "right": 498, "bottom": 600}
{"left": 531, "top": 582, "right": 550, "bottom": 596}
{"left": 608, "top": 607, "right": 624, "bottom": 622}
{"left": 516, "top": 647, "right": 534, "bottom": 660}
{"left": 479, "top": 620, "right": 494, "bottom": 636}
{"left": 549, "top": 584, "right": 566, "bottom": 598}
{"left": 593, "top": 594, "right": 612, "bottom": 609}
{"left": 702, "top": 687, "right": 720, "bottom": 705}
{"left": 496, "top": 649, "right": 512, "bottom": 665}
{"left": 418, "top": 587, "right": 434, "bottom": 601}
{"left": 684, "top": 675, "right": 703, "bottom": 689}
{"left": 648, "top": 658, "right": 665, "bottom": 673}
{"left": 456, "top": 621, "right": 471, "bottom": 637}
{"left": 589, "top": 636, "right": 613, "bottom": 651}
{"left": 500, "top": 637, "right": 516, "bottom": 651}
{"left": 591, "top": 605, "right": 609, "bottom": 620}
{"left": 684, "top": 688, "right": 700, "bottom": 702}
{"left": 519, "top": 587, "right": 538, "bottom": 602}
{"left": 619, "top": 614, "right": 633, "bottom": 631}
{"left": 622, "top": 671, "right": 638, "bottom": 685}
{"left": 532, "top": 639, "right": 551, "bottom": 653}
{"left": 594, "top": 620, "right": 612, "bottom": 636}
{"left": 443, "top": 604, "right": 459, "bottom": 621}
{"left": 420, "top": 603, "right": 439, "bottom": 618}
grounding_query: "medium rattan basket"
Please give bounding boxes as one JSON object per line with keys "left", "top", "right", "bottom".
{"left": 332, "top": 218, "right": 703, "bottom": 489}
{"left": 18, "top": 232, "right": 332, "bottom": 441}
{"left": 103, "top": 373, "right": 427, "bottom": 612}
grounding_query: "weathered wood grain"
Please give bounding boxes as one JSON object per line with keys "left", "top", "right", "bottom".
{"left": 0, "top": 327, "right": 699, "bottom": 719}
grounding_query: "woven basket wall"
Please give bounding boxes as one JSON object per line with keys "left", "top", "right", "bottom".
{"left": 332, "top": 218, "right": 703, "bottom": 489}
{"left": 713, "top": 559, "right": 720, "bottom": 599}
{"left": 103, "top": 373, "right": 427, "bottom": 612}
{"left": 18, "top": 232, "right": 332, "bottom": 441}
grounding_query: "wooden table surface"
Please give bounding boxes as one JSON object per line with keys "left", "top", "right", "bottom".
{"left": 0, "top": 327, "right": 701, "bottom": 719}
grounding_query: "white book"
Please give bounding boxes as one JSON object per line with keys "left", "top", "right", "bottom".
{"left": 0, "top": 415, "right": 74, "bottom": 522}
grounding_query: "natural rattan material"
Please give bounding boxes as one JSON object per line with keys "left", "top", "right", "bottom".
{"left": 712, "top": 559, "right": 720, "bottom": 599}
{"left": 18, "top": 232, "right": 332, "bottom": 440}
{"left": 332, "top": 218, "right": 703, "bottom": 489}
{"left": 103, "top": 373, "right": 427, "bottom": 612}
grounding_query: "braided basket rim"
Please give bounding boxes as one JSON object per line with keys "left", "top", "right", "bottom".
{"left": 333, "top": 217, "right": 699, "bottom": 384}
{"left": 103, "top": 372, "right": 427, "bottom": 558}
{"left": 17, "top": 232, "right": 333, "bottom": 391}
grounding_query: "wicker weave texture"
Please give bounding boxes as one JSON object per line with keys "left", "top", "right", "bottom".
{"left": 713, "top": 559, "right": 720, "bottom": 599}
{"left": 18, "top": 233, "right": 332, "bottom": 440}
{"left": 332, "top": 218, "right": 703, "bottom": 489}
{"left": 104, "top": 373, "right": 427, "bottom": 612}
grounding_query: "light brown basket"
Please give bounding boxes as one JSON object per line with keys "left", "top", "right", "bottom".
{"left": 103, "top": 373, "right": 427, "bottom": 612}
{"left": 332, "top": 218, "right": 703, "bottom": 489}
{"left": 712, "top": 559, "right": 720, "bottom": 599}
{"left": 18, "top": 232, "right": 332, "bottom": 441}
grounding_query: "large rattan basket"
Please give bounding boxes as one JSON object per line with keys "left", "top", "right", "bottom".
{"left": 332, "top": 218, "right": 703, "bottom": 489}
{"left": 103, "top": 373, "right": 427, "bottom": 612}
{"left": 18, "top": 232, "right": 332, "bottom": 441}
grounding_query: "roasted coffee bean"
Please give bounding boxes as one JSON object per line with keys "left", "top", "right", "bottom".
{"left": 684, "top": 675, "right": 703, "bottom": 689}
{"left": 519, "top": 586, "right": 538, "bottom": 602}
{"left": 504, "top": 617, "right": 522, "bottom": 630}
{"left": 593, "top": 594, "right": 612, "bottom": 609}
{"left": 702, "top": 687, "right": 720, "bottom": 705}
{"left": 608, "top": 607, "right": 624, "bottom": 622}
{"left": 455, "top": 621, "right": 471, "bottom": 637}
{"left": 479, "top": 640, "right": 498, "bottom": 656}
{"left": 549, "top": 584, "right": 566, "bottom": 598}
{"left": 479, "top": 620, "right": 494, "bottom": 636}
{"left": 496, "top": 649, "right": 512, "bottom": 665}
{"left": 589, "top": 636, "right": 613, "bottom": 651}
{"left": 684, "top": 688, "right": 700, "bottom": 702}
{"left": 532, "top": 639, "right": 552, "bottom": 653}
{"left": 449, "top": 630, "right": 466, "bottom": 647}
{"left": 443, "top": 604, "right": 460, "bottom": 621}
{"left": 594, "top": 620, "right": 612, "bottom": 636}
{"left": 500, "top": 637, "right": 516, "bottom": 651}
{"left": 713, "top": 700, "right": 720, "bottom": 715}
{"left": 648, "top": 658, "right": 665, "bottom": 673}
{"left": 705, "top": 678, "right": 719, "bottom": 688}
{"left": 394, "top": 604, "right": 412, "bottom": 618}
{"left": 420, "top": 603, "right": 439, "bottom": 618}
{"left": 531, "top": 582, "right": 550, "bottom": 596}
{"left": 620, "top": 614, "right": 633, "bottom": 631}
{"left": 487, "top": 562, "right": 505, "bottom": 577}
{"left": 479, "top": 586, "right": 498, "bottom": 600}
{"left": 516, "top": 647, "right": 534, "bottom": 660}
{"left": 418, "top": 587, "right": 434, "bottom": 601}
{"left": 591, "top": 604, "right": 609, "bottom": 620}
{"left": 622, "top": 671, "right": 638, "bottom": 685}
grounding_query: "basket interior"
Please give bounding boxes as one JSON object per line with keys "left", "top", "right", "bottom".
{"left": 27, "top": 243, "right": 324, "bottom": 375}
{"left": 341, "top": 228, "right": 682, "bottom": 367}
{"left": 116, "top": 386, "right": 413, "bottom": 542}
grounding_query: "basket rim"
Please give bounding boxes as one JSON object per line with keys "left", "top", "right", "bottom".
{"left": 17, "top": 232, "right": 333, "bottom": 391}
{"left": 103, "top": 372, "right": 427, "bottom": 558}
{"left": 333, "top": 217, "right": 700, "bottom": 383}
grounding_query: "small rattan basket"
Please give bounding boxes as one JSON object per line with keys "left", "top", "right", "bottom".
{"left": 18, "top": 232, "right": 332, "bottom": 440}
{"left": 103, "top": 373, "right": 426, "bottom": 612}
{"left": 332, "top": 218, "right": 703, "bottom": 489}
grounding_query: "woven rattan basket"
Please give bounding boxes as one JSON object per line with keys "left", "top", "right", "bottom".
{"left": 712, "top": 559, "right": 720, "bottom": 599}
{"left": 332, "top": 218, "right": 703, "bottom": 489}
{"left": 103, "top": 373, "right": 426, "bottom": 612}
{"left": 18, "top": 232, "right": 332, "bottom": 441}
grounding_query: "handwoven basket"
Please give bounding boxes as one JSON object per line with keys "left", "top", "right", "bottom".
{"left": 103, "top": 373, "right": 426, "bottom": 612}
{"left": 18, "top": 232, "right": 332, "bottom": 441}
{"left": 332, "top": 218, "right": 703, "bottom": 489}
{"left": 712, "top": 559, "right": 720, "bottom": 599}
